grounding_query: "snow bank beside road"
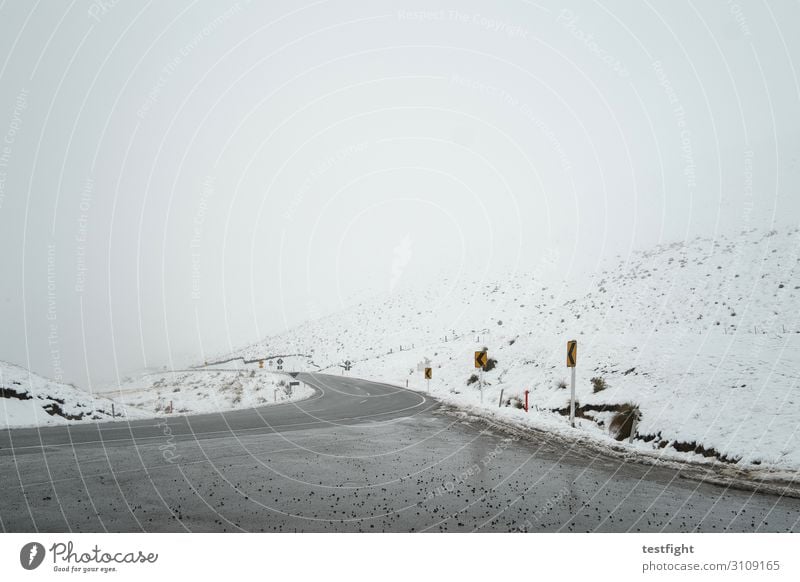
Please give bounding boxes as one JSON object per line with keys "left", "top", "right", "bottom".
{"left": 350, "top": 332, "right": 800, "bottom": 472}
{"left": 102, "top": 369, "right": 315, "bottom": 416}
{"left": 0, "top": 360, "right": 146, "bottom": 429}
{"left": 1, "top": 362, "right": 315, "bottom": 430}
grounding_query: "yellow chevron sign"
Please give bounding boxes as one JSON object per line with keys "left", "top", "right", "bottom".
{"left": 566, "top": 340, "right": 577, "bottom": 368}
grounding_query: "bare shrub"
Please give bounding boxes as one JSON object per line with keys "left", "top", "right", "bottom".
{"left": 591, "top": 376, "right": 608, "bottom": 393}
{"left": 609, "top": 404, "right": 640, "bottom": 441}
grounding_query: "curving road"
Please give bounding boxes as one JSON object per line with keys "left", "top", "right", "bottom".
{"left": 1, "top": 373, "right": 799, "bottom": 532}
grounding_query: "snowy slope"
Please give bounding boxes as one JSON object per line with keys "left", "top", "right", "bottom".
{"left": 223, "top": 227, "right": 800, "bottom": 473}
{"left": 0, "top": 360, "right": 146, "bottom": 429}
{"left": 102, "top": 369, "right": 315, "bottom": 416}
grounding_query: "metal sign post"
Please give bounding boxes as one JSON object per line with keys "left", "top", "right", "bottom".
{"left": 288, "top": 380, "right": 300, "bottom": 398}
{"left": 474, "top": 350, "right": 487, "bottom": 405}
{"left": 567, "top": 340, "right": 577, "bottom": 427}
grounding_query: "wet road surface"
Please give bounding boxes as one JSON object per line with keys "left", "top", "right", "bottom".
{"left": 1, "top": 373, "right": 798, "bottom": 532}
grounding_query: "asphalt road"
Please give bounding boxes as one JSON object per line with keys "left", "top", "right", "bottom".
{"left": 1, "top": 373, "right": 798, "bottom": 532}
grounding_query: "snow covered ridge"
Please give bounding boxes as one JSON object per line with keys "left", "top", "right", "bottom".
{"left": 571, "top": 227, "right": 800, "bottom": 336}
{"left": 103, "top": 369, "right": 315, "bottom": 416}
{"left": 227, "top": 227, "right": 800, "bottom": 474}
{"left": 0, "top": 360, "right": 143, "bottom": 429}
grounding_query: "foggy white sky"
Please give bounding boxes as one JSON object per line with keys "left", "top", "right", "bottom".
{"left": 0, "top": 0, "right": 798, "bottom": 387}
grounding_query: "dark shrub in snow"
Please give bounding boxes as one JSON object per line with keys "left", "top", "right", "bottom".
{"left": 591, "top": 376, "right": 608, "bottom": 393}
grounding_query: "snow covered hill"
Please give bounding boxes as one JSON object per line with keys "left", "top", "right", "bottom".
{"left": 0, "top": 360, "right": 145, "bottom": 429}
{"left": 223, "top": 227, "right": 800, "bottom": 473}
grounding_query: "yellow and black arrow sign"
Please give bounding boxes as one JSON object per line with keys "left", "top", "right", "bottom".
{"left": 566, "top": 340, "right": 577, "bottom": 368}
{"left": 424, "top": 367, "right": 432, "bottom": 380}
{"left": 474, "top": 350, "right": 488, "bottom": 369}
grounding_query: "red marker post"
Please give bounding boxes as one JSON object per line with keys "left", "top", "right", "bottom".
{"left": 524, "top": 390, "right": 529, "bottom": 412}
